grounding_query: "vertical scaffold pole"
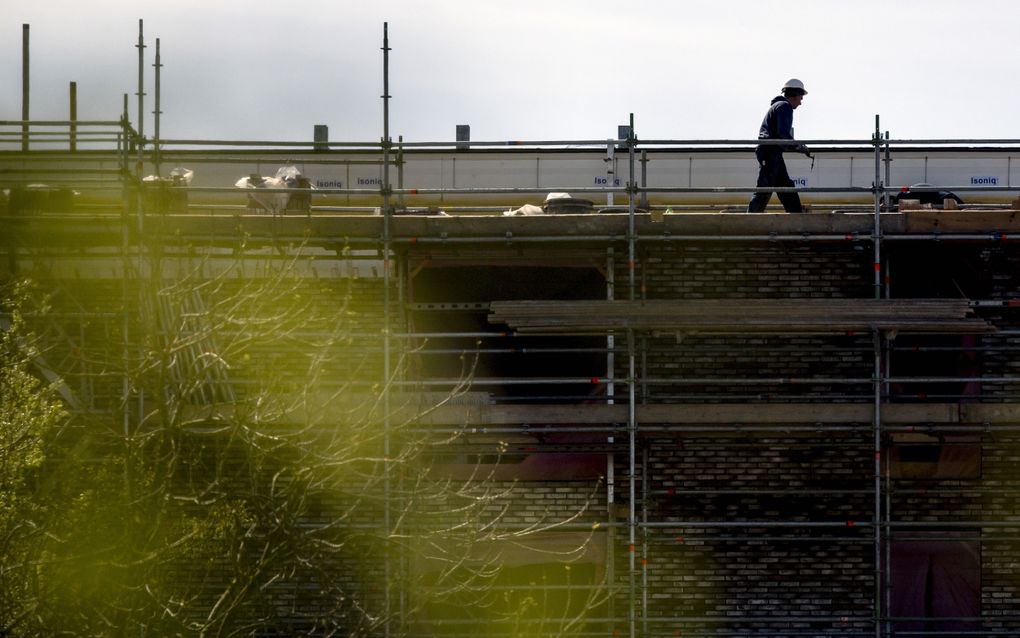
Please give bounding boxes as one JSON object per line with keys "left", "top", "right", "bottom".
{"left": 873, "top": 115, "right": 882, "bottom": 300}
{"left": 134, "top": 23, "right": 146, "bottom": 241}
{"left": 883, "top": 428, "right": 892, "bottom": 638}
{"left": 871, "top": 115, "right": 885, "bottom": 638}
{"left": 884, "top": 259, "right": 892, "bottom": 400}
{"left": 119, "top": 96, "right": 132, "bottom": 493}
{"left": 607, "top": 248, "right": 615, "bottom": 405}
{"left": 641, "top": 445, "right": 649, "bottom": 638}
{"left": 22, "top": 24, "right": 29, "bottom": 152}
{"left": 397, "top": 135, "right": 404, "bottom": 210}
{"left": 153, "top": 38, "right": 162, "bottom": 175}
{"left": 606, "top": 140, "right": 615, "bottom": 208}
{"left": 873, "top": 329, "right": 884, "bottom": 638}
{"left": 639, "top": 150, "right": 649, "bottom": 211}
{"left": 883, "top": 131, "right": 891, "bottom": 212}
{"left": 627, "top": 325, "right": 636, "bottom": 638}
{"left": 627, "top": 115, "right": 636, "bottom": 300}
{"left": 605, "top": 246, "right": 616, "bottom": 631}
{"left": 136, "top": 19, "right": 146, "bottom": 143}
{"left": 134, "top": 23, "right": 147, "bottom": 431}
{"left": 69, "top": 82, "right": 77, "bottom": 153}
{"left": 382, "top": 23, "right": 392, "bottom": 219}
{"left": 626, "top": 113, "right": 637, "bottom": 638}
{"left": 380, "top": 21, "right": 393, "bottom": 638}
{"left": 122, "top": 94, "right": 129, "bottom": 155}
{"left": 882, "top": 247, "right": 892, "bottom": 637}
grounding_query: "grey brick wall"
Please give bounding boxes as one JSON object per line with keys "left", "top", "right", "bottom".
{"left": 13, "top": 237, "right": 1020, "bottom": 635}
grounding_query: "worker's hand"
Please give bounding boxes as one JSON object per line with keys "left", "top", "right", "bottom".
{"left": 796, "top": 144, "right": 811, "bottom": 156}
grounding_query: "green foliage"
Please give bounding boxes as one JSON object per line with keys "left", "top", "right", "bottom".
{"left": 0, "top": 281, "right": 67, "bottom": 635}
{"left": 0, "top": 258, "right": 605, "bottom": 637}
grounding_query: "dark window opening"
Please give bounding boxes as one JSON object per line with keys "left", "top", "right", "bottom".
{"left": 408, "top": 265, "right": 606, "bottom": 403}
{"left": 887, "top": 246, "right": 988, "bottom": 300}
{"left": 887, "top": 245, "right": 986, "bottom": 404}
{"left": 889, "top": 335, "right": 983, "bottom": 403}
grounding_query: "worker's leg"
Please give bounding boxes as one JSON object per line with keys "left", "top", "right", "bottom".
{"left": 772, "top": 158, "right": 803, "bottom": 213}
{"left": 777, "top": 188, "right": 803, "bottom": 213}
{"left": 747, "top": 161, "right": 773, "bottom": 212}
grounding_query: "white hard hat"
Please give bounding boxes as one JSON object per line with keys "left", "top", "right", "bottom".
{"left": 782, "top": 78, "right": 807, "bottom": 95}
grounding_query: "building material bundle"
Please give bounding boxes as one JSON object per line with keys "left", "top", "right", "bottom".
{"left": 488, "top": 298, "right": 993, "bottom": 335}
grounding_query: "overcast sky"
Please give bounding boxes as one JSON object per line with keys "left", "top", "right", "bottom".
{"left": 2, "top": 1, "right": 1017, "bottom": 145}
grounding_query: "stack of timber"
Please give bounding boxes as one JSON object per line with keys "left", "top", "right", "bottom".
{"left": 488, "top": 299, "right": 993, "bottom": 335}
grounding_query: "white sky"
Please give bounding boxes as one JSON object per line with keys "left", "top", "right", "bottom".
{"left": 2, "top": 0, "right": 1017, "bottom": 145}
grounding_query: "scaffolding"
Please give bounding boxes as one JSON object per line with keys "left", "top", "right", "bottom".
{"left": 5, "top": 110, "right": 1020, "bottom": 636}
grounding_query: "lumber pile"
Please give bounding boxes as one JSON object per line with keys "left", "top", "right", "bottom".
{"left": 488, "top": 299, "right": 993, "bottom": 335}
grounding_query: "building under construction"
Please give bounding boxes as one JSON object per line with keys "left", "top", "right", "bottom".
{"left": 4, "top": 110, "right": 1020, "bottom": 637}
{"left": 8, "top": 10, "right": 1020, "bottom": 623}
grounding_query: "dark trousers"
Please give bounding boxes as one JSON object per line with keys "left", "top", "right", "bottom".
{"left": 747, "top": 155, "right": 802, "bottom": 213}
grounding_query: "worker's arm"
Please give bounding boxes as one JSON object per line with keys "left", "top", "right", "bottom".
{"left": 774, "top": 102, "right": 806, "bottom": 154}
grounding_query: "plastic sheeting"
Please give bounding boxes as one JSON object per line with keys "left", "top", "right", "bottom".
{"left": 890, "top": 536, "right": 980, "bottom": 632}
{"left": 503, "top": 192, "right": 594, "bottom": 216}
{"left": 143, "top": 168, "right": 193, "bottom": 185}
{"left": 234, "top": 166, "right": 312, "bottom": 214}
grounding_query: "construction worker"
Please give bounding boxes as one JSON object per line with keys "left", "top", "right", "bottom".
{"left": 747, "top": 78, "right": 812, "bottom": 213}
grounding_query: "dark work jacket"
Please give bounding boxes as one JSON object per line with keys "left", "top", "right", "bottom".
{"left": 755, "top": 95, "right": 797, "bottom": 161}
